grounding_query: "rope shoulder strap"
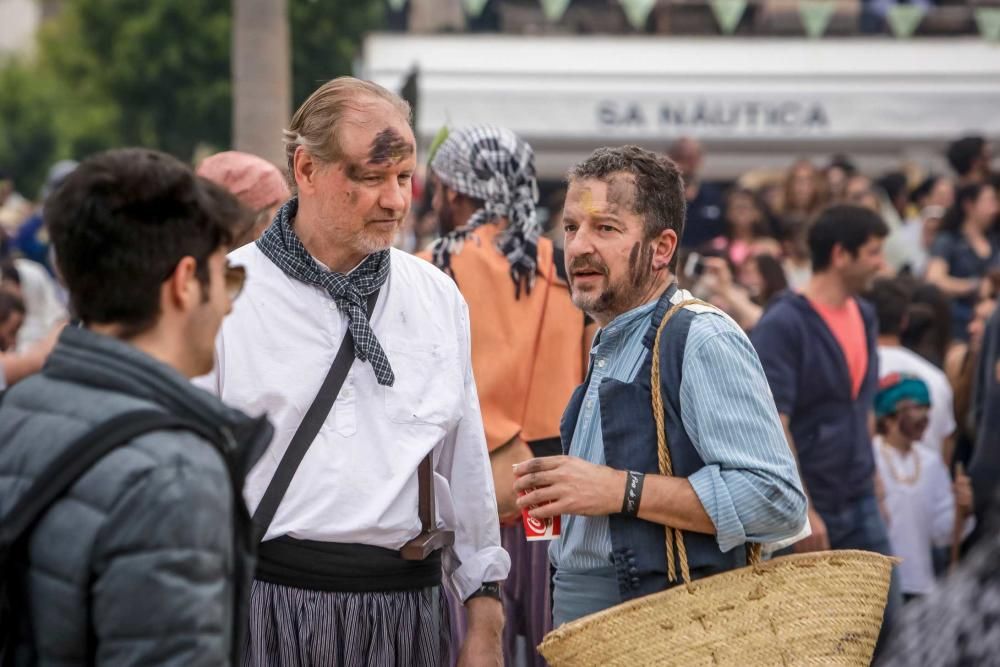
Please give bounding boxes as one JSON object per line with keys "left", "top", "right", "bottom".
{"left": 650, "top": 298, "right": 763, "bottom": 586}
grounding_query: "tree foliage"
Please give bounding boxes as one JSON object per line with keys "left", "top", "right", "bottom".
{"left": 0, "top": 0, "right": 384, "bottom": 197}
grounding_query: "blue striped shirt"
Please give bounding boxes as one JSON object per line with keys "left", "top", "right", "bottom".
{"left": 551, "top": 294, "right": 806, "bottom": 576}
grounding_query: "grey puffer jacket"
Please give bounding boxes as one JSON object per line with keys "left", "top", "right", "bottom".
{"left": 0, "top": 326, "right": 272, "bottom": 666}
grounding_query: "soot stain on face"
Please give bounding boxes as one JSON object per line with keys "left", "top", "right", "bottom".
{"left": 368, "top": 127, "right": 414, "bottom": 165}
{"left": 629, "top": 241, "right": 653, "bottom": 288}
{"left": 345, "top": 162, "right": 366, "bottom": 182}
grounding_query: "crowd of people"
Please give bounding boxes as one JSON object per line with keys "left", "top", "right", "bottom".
{"left": 0, "top": 75, "right": 997, "bottom": 667}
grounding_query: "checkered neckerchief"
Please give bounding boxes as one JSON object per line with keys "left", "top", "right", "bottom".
{"left": 257, "top": 198, "right": 394, "bottom": 386}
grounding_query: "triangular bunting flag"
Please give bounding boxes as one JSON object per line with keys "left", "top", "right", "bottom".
{"left": 462, "top": 0, "right": 490, "bottom": 18}
{"left": 710, "top": 0, "right": 747, "bottom": 34}
{"left": 540, "top": 0, "right": 572, "bottom": 22}
{"left": 387, "top": 0, "right": 407, "bottom": 11}
{"left": 887, "top": 4, "right": 925, "bottom": 38}
{"left": 798, "top": 0, "right": 836, "bottom": 38}
{"left": 619, "top": 0, "right": 658, "bottom": 30}
{"left": 975, "top": 8, "right": 1000, "bottom": 41}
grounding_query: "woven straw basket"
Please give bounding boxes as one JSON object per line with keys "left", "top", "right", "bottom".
{"left": 538, "top": 300, "right": 897, "bottom": 667}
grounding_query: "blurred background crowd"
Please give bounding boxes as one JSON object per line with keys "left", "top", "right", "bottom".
{"left": 2, "top": 0, "right": 1000, "bottom": 662}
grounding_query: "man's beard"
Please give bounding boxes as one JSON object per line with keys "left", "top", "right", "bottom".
{"left": 357, "top": 219, "right": 401, "bottom": 255}
{"left": 437, "top": 197, "right": 457, "bottom": 235}
{"left": 569, "top": 242, "right": 656, "bottom": 319}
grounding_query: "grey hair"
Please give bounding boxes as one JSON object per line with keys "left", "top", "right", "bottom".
{"left": 283, "top": 77, "right": 412, "bottom": 184}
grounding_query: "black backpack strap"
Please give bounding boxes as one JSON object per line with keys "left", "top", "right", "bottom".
{"left": 0, "top": 410, "right": 220, "bottom": 551}
{"left": 251, "top": 288, "right": 380, "bottom": 540}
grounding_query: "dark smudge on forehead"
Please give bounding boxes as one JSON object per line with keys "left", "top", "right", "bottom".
{"left": 368, "top": 127, "right": 414, "bottom": 165}
{"left": 606, "top": 174, "right": 636, "bottom": 214}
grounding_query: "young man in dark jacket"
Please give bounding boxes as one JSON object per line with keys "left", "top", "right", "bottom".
{"left": 0, "top": 148, "right": 273, "bottom": 666}
{"left": 751, "top": 204, "right": 902, "bottom": 644}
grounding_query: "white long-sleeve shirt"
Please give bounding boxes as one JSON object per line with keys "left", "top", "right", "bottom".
{"left": 874, "top": 438, "right": 974, "bottom": 596}
{"left": 195, "top": 245, "right": 510, "bottom": 600}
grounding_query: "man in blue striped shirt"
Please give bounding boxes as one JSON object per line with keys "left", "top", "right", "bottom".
{"left": 514, "top": 145, "right": 807, "bottom": 625}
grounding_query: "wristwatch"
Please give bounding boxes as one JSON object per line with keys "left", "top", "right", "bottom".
{"left": 466, "top": 581, "right": 503, "bottom": 602}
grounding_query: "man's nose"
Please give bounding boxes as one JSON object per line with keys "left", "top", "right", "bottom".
{"left": 379, "top": 179, "right": 407, "bottom": 214}
{"left": 566, "top": 224, "right": 597, "bottom": 257}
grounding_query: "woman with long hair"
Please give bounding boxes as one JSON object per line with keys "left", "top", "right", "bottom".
{"left": 708, "top": 188, "right": 781, "bottom": 267}
{"left": 779, "top": 159, "right": 829, "bottom": 227}
{"left": 925, "top": 183, "right": 1000, "bottom": 341}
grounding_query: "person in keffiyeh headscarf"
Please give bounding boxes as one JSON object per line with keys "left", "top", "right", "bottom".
{"left": 420, "top": 126, "right": 592, "bottom": 667}
{"left": 428, "top": 125, "right": 542, "bottom": 298}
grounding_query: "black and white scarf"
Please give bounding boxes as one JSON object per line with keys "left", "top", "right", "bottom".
{"left": 429, "top": 125, "right": 541, "bottom": 298}
{"left": 257, "top": 198, "right": 394, "bottom": 386}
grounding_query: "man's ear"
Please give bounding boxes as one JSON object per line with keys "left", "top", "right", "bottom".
{"left": 830, "top": 242, "right": 849, "bottom": 269}
{"left": 294, "top": 147, "right": 321, "bottom": 195}
{"left": 652, "top": 228, "right": 679, "bottom": 272}
{"left": 164, "top": 256, "right": 200, "bottom": 314}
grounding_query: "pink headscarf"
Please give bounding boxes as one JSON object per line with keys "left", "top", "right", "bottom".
{"left": 196, "top": 151, "right": 290, "bottom": 212}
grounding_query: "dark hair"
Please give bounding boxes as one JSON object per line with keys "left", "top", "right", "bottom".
{"left": 808, "top": 205, "right": 889, "bottom": 271}
{"left": 724, "top": 187, "right": 770, "bottom": 239}
{"left": 46, "top": 148, "right": 250, "bottom": 336}
{"left": 877, "top": 172, "right": 908, "bottom": 205}
{"left": 752, "top": 253, "right": 788, "bottom": 305}
{"left": 568, "top": 145, "right": 686, "bottom": 271}
{"left": 901, "top": 282, "right": 952, "bottom": 368}
{"left": 827, "top": 154, "right": 857, "bottom": 175}
{"left": 0, "top": 290, "right": 24, "bottom": 318}
{"left": 942, "top": 183, "right": 992, "bottom": 233}
{"left": 946, "top": 136, "right": 986, "bottom": 177}
{"left": 865, "top": 277, "right": 912, "bottom": 336}
{"left": 909, "top": 175, "right": 945, "bottom": 205}
{"left": 0, "top": 260, "right": 19, "bottom": 286}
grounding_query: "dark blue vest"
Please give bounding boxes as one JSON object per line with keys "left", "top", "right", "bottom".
{"left": 559, "top": 286, "right": 751, "bottom": 603}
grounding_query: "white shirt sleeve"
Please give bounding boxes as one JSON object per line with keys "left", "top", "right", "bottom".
{"left": 436, "top": 296, "right": 511, "bottom": 601}
{"left": 927, "top": 453, "right": 957, "bottom": 548}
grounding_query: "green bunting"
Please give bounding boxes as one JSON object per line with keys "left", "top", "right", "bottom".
{"left": 427, "top": 126, "right": 450, "bottom": 167}
{"left": 710, "top": 0, "right": 747, "bottom": 34}
{"left": 540, "top": 0, "right": 572, "bottom": 22}
{"left": 798, "top": 0, "right": 836, "bottom": 38}
{"left": 886, "top": 4, "right": 925, "bottom": 38}
{"left": 619, "top": 0, "right": 658, "bottom": 30}
{"left": 975, "top": 8, "right": 1000, "bottom": 42}
{"left": 462, "top": 0, "right": 489, "bottom": 18}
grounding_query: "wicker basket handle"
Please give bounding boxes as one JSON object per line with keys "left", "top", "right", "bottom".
{"left": 651, "top": 298, "right": 763, "bottom": 586}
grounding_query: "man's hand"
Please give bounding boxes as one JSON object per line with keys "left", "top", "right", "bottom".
{"left": 458, "top": 597, "right": 503, "bottom": 667}
{"left": 954, "top": 468, "right": 974, "bottom": 517}
{"left": 793, "top": 507, "right": 830, "bottom": 553}
{"left": 513, "top": 456, "right": 625, "bottom": 519}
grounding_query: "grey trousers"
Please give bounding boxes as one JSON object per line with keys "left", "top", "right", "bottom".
{"left": 243, "top": 579, "right": 450, "bottom": 667}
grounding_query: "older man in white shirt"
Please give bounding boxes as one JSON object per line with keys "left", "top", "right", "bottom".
{"left": 196, "top": 77, "right": 509, "bottom": 667}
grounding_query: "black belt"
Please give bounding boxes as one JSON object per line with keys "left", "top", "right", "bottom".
{"left": 256, "top": 536, "right": 442, "bottom": 592}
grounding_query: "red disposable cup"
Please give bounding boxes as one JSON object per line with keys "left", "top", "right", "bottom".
{"left": 519, "top": 490, "right": 561, "bottom": 541}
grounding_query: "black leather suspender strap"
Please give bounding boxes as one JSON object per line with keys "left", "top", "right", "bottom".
{"left": 400, "top": 454, "right": 454, "bottom": 561}
{"left": 251, "top": 289, "right": 380, "bottom": 539}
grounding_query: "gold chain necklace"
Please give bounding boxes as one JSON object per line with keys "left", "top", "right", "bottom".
{"left": 879, "top": 442, "right": 921, "bottom": 486}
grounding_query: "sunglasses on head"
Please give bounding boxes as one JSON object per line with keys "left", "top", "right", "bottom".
{"left": 224, "top": 261, "right": 246, "bottom": 301}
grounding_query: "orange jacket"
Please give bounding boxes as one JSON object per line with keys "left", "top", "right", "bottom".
{"left": 419, "top": 225, "right": 587, "bottom": 451}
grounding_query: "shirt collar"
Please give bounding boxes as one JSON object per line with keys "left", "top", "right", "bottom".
{"left": 593, "top": 299, "right": 659, "bottom": 349}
